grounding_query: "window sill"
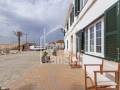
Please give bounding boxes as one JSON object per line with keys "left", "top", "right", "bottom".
{"left": 85, "top": 52, "right": 104, "bottom": 58}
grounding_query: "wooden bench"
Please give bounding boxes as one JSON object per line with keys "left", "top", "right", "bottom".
{"left": 84, "top": 59, "right": 120, "bottom": 90}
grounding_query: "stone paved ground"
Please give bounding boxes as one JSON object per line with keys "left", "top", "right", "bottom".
{"left": 8, "top": 64, "right": 85, "bottom": 90}
{"left": 2, "top": 51, "right": 118, "bottom": 90}
{"left": 6, "top": 51, "right": 85, "bottom": 90}
{"left": 0, "top": 51, "right": 41, "bottom": 88}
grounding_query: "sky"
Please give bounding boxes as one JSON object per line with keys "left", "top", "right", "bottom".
{"left": 0, "top": 0, "right": 69, "bottom": 44}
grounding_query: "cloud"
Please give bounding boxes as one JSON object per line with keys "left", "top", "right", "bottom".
{"left": 47, "top": 25, "right": 63, "bottom": 35}
{"left": 0, "top": 0, "right": 69, "bottom": 44}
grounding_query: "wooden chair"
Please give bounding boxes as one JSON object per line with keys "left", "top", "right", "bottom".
{"left": 64, "top": 51, "right": 71, "bottom": 63}
{"left": 84, "top": 60, "right": 120, "bottom": 90}
{"left": 69, "top": 53, "right": 81, "bottom": 68}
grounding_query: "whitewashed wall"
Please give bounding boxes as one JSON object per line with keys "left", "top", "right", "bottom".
{"left": 76, "top": 0, "right": 118, "bottom": 30}
{"left": 64, "top": 0, "right": 118, "bottom": 55}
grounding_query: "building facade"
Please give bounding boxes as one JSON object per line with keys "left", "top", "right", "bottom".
{"left": 64, "top": 0, "right": 120, "bottom": 62}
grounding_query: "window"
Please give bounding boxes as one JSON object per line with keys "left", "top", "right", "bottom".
{"left": 80, "top": 0, "right": 83, "bottom": 11}
{"left": 84, "top": 19, "right": 104, "bottom": 57}
{"left": 85, "top": 29, "right": 88, "bottom": 52}
{"left": 96, "top": 22, "right": 102, "bottom": 53}
{"left": 84, "top": 0, "right": 88, "bottom": 6}
{"left": 76, "top": 37, "right": 79, "bottom": 52}
{"left": 76, "top": 30, "right": 85, "bottom": 52}
{"left": 67, "top": 22, "right": 69, "bottom": 31}
{"left": 80, "top": 0, "right": 88, "bottom": 11}
{"left": 75, "top": 0, "right": 80, "bottom": 16}
{"left": 90, "top": 26, "right": 94, "bottom": 52}
{"left": 70, "top": 7, "right": 74, "bottom": 26}
{"left": 75, "top": 0, "right": 88, "bottom": 16}
{"left": 78, "top": 0, "right": 80, "bottom": 11}
{"left": 67, "top": 40, "right": 68, "bottom": 49}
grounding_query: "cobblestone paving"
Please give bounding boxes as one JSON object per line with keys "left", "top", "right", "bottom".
{"left": 0, "top": 51, "right": 41, "bottom": 88}
{"left": 0, "top": 51, "right": 85, "bottom": 90}
{"left": 9, "top": 64, "right": 84, "bottom": 90}
{"left": 9, "top": 51, "right": 85, "bottom": 90}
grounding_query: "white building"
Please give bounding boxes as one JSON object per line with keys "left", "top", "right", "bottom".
{"left": 64, "top": 0, "right": 120, "bottom": 62}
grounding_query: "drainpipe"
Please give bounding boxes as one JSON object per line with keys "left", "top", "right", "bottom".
{"left": 118, "top": 1, "right": 120, "bottom": 62}
{"left": 117, "top": 0, "right": 120, "bottom": 85}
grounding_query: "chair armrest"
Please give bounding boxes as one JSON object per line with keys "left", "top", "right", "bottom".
{"left": 84, "top": 59, "right": 104, "bottom": 66}
{"left": 84, "top": 64, "right": 102, "bottom": 66}
{"left": 94, "top": 70, "right": 118, "bottom": 73}
{"left": 84, "top": 64, "right": 103, "bottom": 73}
{"left": 84, "top": 64, "right": 103, "bottom": 75}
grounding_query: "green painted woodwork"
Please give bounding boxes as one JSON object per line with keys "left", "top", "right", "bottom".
{"left": 75, "top": 0, "right": 78, "bottom": 16}
{"left": 117, "top": 1, "right": 120, "bottom": 62}
{"left": 75, "top": 0, "right": 80, "bottom": 16}
{"left": 76, "top": 30, "right": 84, "bottom": 53}
{"left": 105, "top": 2, "right": 120, "bottom": 62}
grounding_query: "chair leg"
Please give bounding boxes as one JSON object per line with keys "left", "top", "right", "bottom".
{"left": 85, "top": 76, "right": 87, "bottom": 90}
{"left": 84, "top": 66, "right": 87, "bottom": 90}
{"left": 115, "top": 84, "right": 119, "bottom": 90}
{"left": 94, "top": 72, "right": 97, "bottom": 90}
{"left": 94, "top": 86, "right": 97, "bottom": 90}
{"left": 115, "top": 72, "right": 119, "bottom": 90}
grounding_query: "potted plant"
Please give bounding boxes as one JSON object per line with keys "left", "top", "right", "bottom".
{"left": 52, "top": 49, "right": 57, "bottom": 56}
{"left": 41, "top": 51, "right": 50, "bottom": 63}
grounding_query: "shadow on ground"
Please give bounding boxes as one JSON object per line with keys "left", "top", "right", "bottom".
{"left": 70, "top": 84, "right": 84, "bottom": 90}
{"left": 15, "top": 83, "right": 36, "bottom": 90}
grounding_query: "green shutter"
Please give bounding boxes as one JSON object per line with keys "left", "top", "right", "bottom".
{"left": 75, "top": 0, "right": 80, "bottom": 16}
{"left": 76, "top": 36, "right": 79, "bottom": 52}
{"left": 75, "top": 0, "right": 78, "bottom": 16}
{"left": 76, "top": 30, "right": 84, "bottom": 53}
{"left": 78, "top": 0, "right": 80, "bottom": 12}
{"left": 118, "top": 1, "right": 120, "bottom": 46}
{"left": 117, "top": 1, "right": 120, "bottom": 62}
{"left": 105, "top": 2, "right": 120, "bottom": 62}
